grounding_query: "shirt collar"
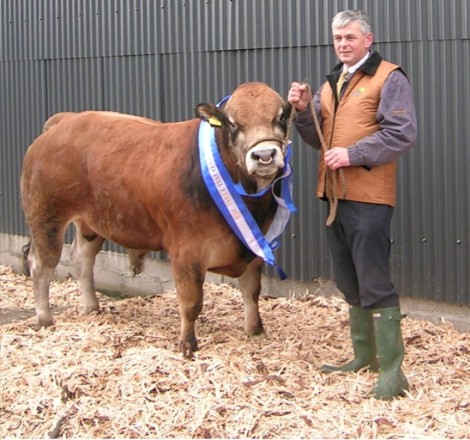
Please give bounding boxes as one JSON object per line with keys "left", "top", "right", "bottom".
{"left": 343, "top": 51, "right": 371, "bottom": 75}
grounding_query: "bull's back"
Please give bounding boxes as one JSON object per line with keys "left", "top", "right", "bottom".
{"left": 23, "top": 111, "right": 197, "bottom": 199}
{"left": 21, "top": 111, "right": 216, "bottom": 250}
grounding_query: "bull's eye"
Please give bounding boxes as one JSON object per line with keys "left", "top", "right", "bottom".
{"left": 229, "top": 120, "right": 241, "bottom": 142}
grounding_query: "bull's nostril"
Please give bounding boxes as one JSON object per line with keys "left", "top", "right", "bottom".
{"left": 252, "top": 149, "right": 276, "bottom": 163}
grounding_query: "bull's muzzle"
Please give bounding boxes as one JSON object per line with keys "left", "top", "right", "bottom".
{"left": 246, "top": 139, "right": 285, "bottom": 177}
{"left": 251, "top": 147, "right": 277, "bottom": 165}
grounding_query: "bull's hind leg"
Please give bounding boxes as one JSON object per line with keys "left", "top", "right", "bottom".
{"left": 238, "top": 258, "right": 266, "bottom": 338}
{"left": 27, "top": 224, "right": 66, "bottom": 329}
{"left": 71, "top": 221, "right": 105, "bottom": 315}
{"left": 172, "top": 260, "right": 205, "bottom": 358}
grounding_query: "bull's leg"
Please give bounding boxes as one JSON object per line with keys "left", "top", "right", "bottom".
{"left": 30, "top": 242, "right": 56, "bottom": 329}
{"left": 238, "top": 258, "right": 266, "bottom": 338}
{"left": 172, "top": 260, "right": 205, "bottom": 358}
{"left": 27, "top": 225, "right": 65, "bottom": 329}
{"left": 71, "top": 221, "right": 105, "bottom": 315}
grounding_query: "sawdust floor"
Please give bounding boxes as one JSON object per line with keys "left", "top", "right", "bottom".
{"left": 0, "top": 265, "right": 469, "bottom": 439}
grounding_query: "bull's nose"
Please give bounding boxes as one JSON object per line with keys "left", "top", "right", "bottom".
{"left": 251, "top": 148, "right": 276, "bottom": 164}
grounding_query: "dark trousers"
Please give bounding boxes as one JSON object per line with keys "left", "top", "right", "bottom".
{"left": 326, "top": 200, "right": 399, "bottom": 308}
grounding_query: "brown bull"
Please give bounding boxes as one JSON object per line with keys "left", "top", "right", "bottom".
{"left": 20, "top": 82, "right": 293, "bottom": 357}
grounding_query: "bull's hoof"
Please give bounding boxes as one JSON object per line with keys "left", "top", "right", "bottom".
{"left": 36, "top": 317, "right": 53, "bottom": 330}
{"left": 83, "top": 303, "right": 100, "bottom": 315}
{"left": 246, "top": 322, "right": 266, "bottom": 339}
{"left": 83, "top": 307, "right": 100, "bottom": 316}
{"left": 178, "top": 339, "right": 198, "bottom": 359}
{"left": 249, "top": 330, "right": 266, "bottom": 341}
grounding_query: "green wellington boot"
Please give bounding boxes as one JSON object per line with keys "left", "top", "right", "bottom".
{"left": 369, "top": 306, "right": 409, "bottom": 400}
{"left": 321, "top": 305, "right": 379, "bottom": 373}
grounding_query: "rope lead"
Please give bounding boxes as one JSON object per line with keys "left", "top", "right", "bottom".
{"left": 287, "top": 83, "right": 346, "bottom": 226}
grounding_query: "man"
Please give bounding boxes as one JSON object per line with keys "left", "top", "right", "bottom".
{"left": 288, "top": 10, "right": 417, "bottom": 400}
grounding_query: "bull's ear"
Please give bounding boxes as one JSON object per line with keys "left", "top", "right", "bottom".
{"left": 277, "top": 101, "right": 293, "bottom": 132}
{"left": 195, "top": 103, "right": 227, "bottom": 126}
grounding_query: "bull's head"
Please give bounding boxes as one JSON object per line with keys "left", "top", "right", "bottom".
{"left": 196, "top": 82, "right": 292, "bottom": 190}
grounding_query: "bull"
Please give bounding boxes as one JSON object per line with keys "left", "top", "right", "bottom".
{"left": 20, "top": 82, "right": 294, "bottom": 357}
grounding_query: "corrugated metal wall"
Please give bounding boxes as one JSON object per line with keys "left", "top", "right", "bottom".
{"left": 1, "top": 0, "right": 469, "bottom": 305}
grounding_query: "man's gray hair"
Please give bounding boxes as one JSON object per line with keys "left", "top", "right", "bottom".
{"left": 332, "top": 10, "right": 373, "bottom": 34}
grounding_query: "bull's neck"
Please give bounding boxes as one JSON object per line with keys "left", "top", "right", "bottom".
{"left": 238, "top": 174, "right": 274, "bottom": 197}
{"left": 198, "top": 119, "right": 295, "bottom": 279}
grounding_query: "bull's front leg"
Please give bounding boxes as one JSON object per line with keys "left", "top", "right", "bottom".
{"left": 172, "top": 260, "right": 205, "bottom": 358}
{"left": 238, "top": 258, "right": 266, "bottom": 339}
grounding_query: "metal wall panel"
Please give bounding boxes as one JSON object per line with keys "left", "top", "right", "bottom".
{"left": 388, "top": 38, "right": 470, "bottom": 305}
{"left": 0, "top": 1, "right": 455, "bottom": 60}
{"left": 46, "top": 57, "right": 103, "bottom": 113}
{"left": 1, "top": 0, "right": 469, "bottom": 306}
{"left": 2, "top": 0, "right": 469, "bottom": 62}
{"left": 102, "top": 55, "right": 162, "bottom": 119}
{"left": 0, "top": 60, "right": 46, "bottom": 235}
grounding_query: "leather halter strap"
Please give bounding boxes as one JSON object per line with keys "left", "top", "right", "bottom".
{"left": 248, "top": 137, "right": 288, "bottom": 153}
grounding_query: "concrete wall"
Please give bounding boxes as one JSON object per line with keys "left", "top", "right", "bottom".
{"left": 1, "top": 232, "right": 469, "bottom": 333}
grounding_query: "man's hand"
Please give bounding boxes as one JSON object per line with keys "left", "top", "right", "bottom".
{"left": 325, "top": 147, "right": 350, "bottom": 170}
{"left": 287, "top": 82, "right": 311, "bottom": 112}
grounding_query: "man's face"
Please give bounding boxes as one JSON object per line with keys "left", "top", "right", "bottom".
{"left": 333, "top": 20, "right": 374, "bottom": 67}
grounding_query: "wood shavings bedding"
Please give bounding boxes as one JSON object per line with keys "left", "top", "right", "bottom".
{"left": 0, "top": 265, "right": 469, "bottom": 438}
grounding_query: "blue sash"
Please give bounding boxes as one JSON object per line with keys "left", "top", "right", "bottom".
{"left": 198, "top": 120, "right": 296, "bottom": 279}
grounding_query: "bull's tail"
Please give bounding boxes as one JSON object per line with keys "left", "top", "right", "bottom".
{"left": 22, "top": 240, "right": 31, "bottom": 277}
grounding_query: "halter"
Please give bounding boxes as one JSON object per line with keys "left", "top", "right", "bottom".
{"left": 248, "top": 137, "right": 289, "bottom": 154}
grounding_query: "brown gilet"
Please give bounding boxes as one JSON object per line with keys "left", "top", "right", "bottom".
{"left": 318, "top": 60, "right": 399, "bottom": 206}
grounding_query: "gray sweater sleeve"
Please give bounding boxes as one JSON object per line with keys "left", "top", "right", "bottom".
{"left": 293, "top": 70, "right": 418, "bottom": 167}
{"left": 348, "top": 70, "right": 418, "bottom": 167}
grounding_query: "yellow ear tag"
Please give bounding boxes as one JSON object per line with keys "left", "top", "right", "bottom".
{"left": 208, "top": 116, "right": 222, "bottom": 127}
